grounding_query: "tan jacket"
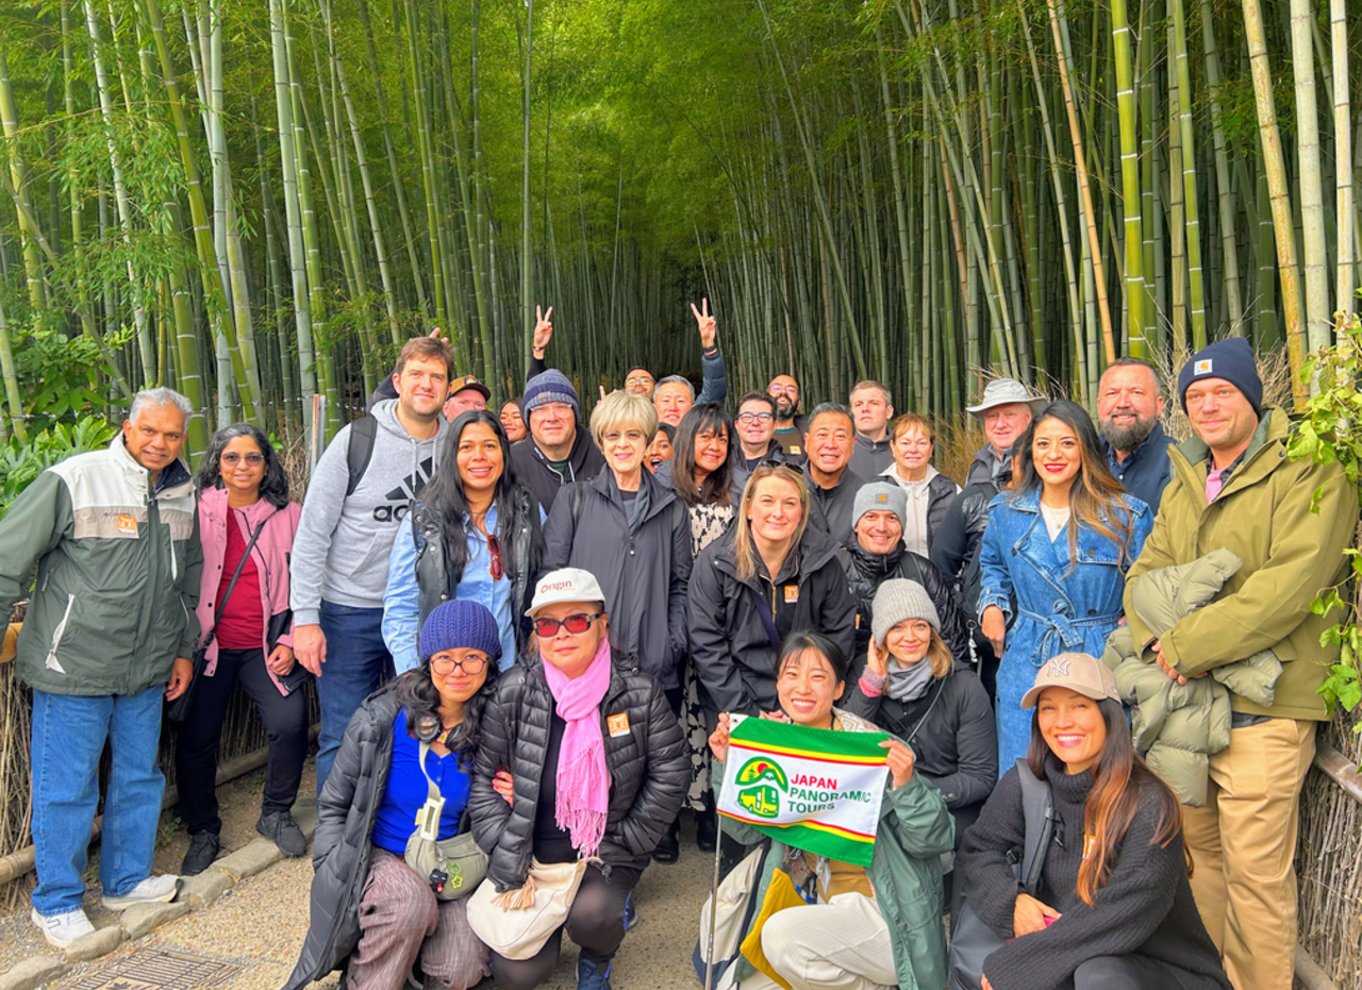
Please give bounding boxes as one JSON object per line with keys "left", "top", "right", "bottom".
{"left": 1124, "top": 407, "right": 1358, "bottom": 720}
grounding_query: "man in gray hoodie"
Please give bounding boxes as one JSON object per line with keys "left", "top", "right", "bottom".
{"left": 292, "top": 336, "right": 452, "bottom": 792}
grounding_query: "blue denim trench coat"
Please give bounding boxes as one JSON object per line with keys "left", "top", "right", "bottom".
{"left": 977, "top": 487, "right": 1151, "bottom": 769}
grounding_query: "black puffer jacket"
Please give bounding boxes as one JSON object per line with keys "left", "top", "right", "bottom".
{"left": 837, "top": 541, "right": 971, "bottom": 670}
{"left": 689, "top": 527, "right": 856, "bottom": 717}
{"left": 844, "top": 668, "right": 996, "bottom": 846}
{"left": 929, "top": 479, "right": 999, "bottom": 620}
{"left": 469, "top": 655, "right": 688, "bottom": 889}
{"left": 413, "top": 483, "right": 544, "bottom": 656}
{"left": 541, "top": 469, "right": 693, "bottom": 690}
{"left": 284, "top": 686, "right": 411, "bottom": 990}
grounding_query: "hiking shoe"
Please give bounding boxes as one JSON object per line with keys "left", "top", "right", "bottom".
{"left": 31, "top": 907, "right": 95, "bottom": 947}
{"left": 101, "top": 874, "right": 180, "bottom": 910}
{"left": 576, "top": 956, "right": 613, "bottom": 990}
{"left": 652, "top": 822, "right": 680, "bottom": 864}
{"left": 257, "top": 809, "right": 308, "bottom": 857}
{"left": 181, "top": 831, "right": 220, "bottom": 876}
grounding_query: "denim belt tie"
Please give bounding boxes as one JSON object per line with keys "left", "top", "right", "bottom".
{"left": 1018, "top": 606, "right": 1122, "bottom": 666}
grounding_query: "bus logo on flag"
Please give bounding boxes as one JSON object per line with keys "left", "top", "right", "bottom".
{"left": 735, "top": 758, "right": 789, "bottom": 819}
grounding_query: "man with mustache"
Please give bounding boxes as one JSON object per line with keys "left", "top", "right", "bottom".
{"left": 1097, "top": 357, "right": 1175, "bottom": 513}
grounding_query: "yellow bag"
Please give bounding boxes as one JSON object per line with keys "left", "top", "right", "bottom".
{"left": 1, "top": 623, "right": 19, "bottom": 664}
{"left": 739, "top": 868, "right": 806, "bottom": 990}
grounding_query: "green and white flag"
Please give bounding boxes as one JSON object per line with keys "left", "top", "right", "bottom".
{"left": 716, "top": 716, "right": 890, "bottom": 867}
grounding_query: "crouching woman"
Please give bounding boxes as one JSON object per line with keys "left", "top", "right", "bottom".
{"left": 468, "top": 567, "right": 689, "bottom": 990}
{"left": 709, "top": 632, "right": 954, "bottom": 990}
{"left": 958, "top": 652, "right": 1229, "bottom": 990}
{"left": 284, "top": 601, "right": 501, "bottom": 990}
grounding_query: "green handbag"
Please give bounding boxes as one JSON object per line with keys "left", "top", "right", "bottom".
{"left": 403, "top": 740, "right": 489, "bottom": 901}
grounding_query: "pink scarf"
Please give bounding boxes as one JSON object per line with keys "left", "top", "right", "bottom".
{"left": 541, "top": 637, "right": 613, "bottom": 857}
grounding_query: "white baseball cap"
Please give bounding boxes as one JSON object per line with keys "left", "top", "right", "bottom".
{"left": 526, "top": 567, "right": 607, "bottom": 617}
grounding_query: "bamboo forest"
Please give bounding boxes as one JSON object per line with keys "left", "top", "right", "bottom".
{"left": 0, "top": 0, "right": 1358, "bottom": 454}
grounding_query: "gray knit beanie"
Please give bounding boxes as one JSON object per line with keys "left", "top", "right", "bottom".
{"left": 853, "top": 481, "right": 908, "bottom": 531}
{"left": 871, "top": 579, "right": 941, "bottom": 646}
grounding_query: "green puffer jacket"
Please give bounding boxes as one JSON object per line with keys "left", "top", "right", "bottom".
{"left": 715, "top": 709, "right": 954, "bottom": 990}
{"left": 1124, "top": 408, "right": 1359, "bottom": 720}
{"left": 0, "top": 436, "right": 201, "bottom": 696}
{"left": 1102, "top": 549, "right": 1280, "bottom": 805}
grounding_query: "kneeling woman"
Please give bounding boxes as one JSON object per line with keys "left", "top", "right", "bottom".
{"left": 959, "top": 653, "right": 1229, "bottom": 990}
{"left": 284, "top": 601, "right": 501, "bottom": 990}
{"left": 709, "top": 632, "right": 954, "bottom": 990}
{"left": 469, "top": 568, "right": 688, "bottom": 990}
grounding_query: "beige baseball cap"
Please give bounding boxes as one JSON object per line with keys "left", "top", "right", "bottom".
{"left": 1020, "top": 652, "right": 1121, "bottom": 709}
{"left": 526, "top": 567, "right": 606, "bottom": 617}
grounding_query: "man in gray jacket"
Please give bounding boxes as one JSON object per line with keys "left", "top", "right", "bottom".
{"left": 292, "top": 336, "right": 452, "bottom": 792}
{"left": 0, "top": 389, "right": 201, "bottom": 947}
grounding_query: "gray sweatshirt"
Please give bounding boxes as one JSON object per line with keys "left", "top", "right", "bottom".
{"left": 289, "top": 400, "right": 447, "bottom": 623}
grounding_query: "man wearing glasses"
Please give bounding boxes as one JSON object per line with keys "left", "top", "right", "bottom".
{"left": 767, "top": 374, "right": 808, "bottom": 459}
{"left": 731, "top": 391, "right": 789, "bottom": 496}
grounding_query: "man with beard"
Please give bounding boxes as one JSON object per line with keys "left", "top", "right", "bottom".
{"left": 802, "top": 403, "right": 866, "bottom": 542}
{"left": 767, "top": 374, "right": 808, "bottom": 459}
{"left": 1097, "top": 357, "right": 1174, "bottom": 513}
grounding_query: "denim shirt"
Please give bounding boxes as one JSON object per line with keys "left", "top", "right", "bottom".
{"left": 454, "top": 503, "right": 517, "bottom": 669}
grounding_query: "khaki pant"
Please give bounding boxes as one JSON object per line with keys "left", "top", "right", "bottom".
{"left": 740, "top": 892, "right": 897, "bottom": 990}
{"left": 1181, "top": 718, "right": 1315, "bottom": 990}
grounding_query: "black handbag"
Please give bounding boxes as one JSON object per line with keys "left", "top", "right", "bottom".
{"left": 266, "top": 606, "right": 313, "bottom": 695}
{"left": 949, "top": 760, "right": 1054, "bottom": 990}
{"left": 167, "top": 520, "right": 265, "bottom": 722}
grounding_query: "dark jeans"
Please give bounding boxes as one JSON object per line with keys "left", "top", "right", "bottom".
{"left": 175, "top": 647, "right": 308, "bottom": 834}
{"left": 1067, "top": 954, "right": 1182, "bottom": 989}
{"left": 489, "top": 864, "right": 642, "bottom": 990}
{"left": 316, "top": 601, "right": 393, "bottom": 794}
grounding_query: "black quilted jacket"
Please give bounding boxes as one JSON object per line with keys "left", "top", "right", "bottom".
{"left": 469, "top": 655, "right": 688, "bottom": 889}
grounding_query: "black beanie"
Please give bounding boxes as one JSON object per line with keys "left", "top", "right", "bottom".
{"left": 1177, "top": 338, "right": 1262, "bottom": 413}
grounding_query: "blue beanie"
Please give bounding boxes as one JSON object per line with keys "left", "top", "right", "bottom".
{"left": 419, "top": 600, "right": 502, "bottom": 662}
{"left": 523, "top": 369, "right": 580, "bottom": 417}
{"left": 1177, "top": 338, "right": 1262, "bottom": 413}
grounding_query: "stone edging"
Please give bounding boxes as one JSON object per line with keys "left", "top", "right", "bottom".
{"left": 0, "top": 804, "right": 318, "bottom": 990}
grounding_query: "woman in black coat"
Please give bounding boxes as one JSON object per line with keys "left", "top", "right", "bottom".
{"left": 284, "top": 601, "right": 504, "bottom": 990}
{"left": 843, "top": 578, "right": 996, "bottom": 917}
{"left": 468, "top": 567, "right": 688, "bottom": 990}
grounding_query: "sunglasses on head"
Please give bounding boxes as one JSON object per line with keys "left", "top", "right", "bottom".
{"left": 533, "top": 611, "right": 601, "bottom": 637}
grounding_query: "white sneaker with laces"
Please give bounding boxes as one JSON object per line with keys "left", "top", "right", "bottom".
{"left": 30, "top": 907, "right": 95, "bottom": 947}
{"left": 101, "top": 873, "right": 180, "bottom": 910}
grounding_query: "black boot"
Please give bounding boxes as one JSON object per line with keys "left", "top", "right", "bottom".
{"left": 653, "top": 816, "right": 680, "bottom": 863}
{"left": 696, "top": 799, "right": 717, "bottom": 853}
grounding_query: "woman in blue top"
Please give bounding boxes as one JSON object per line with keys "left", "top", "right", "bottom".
{"left": 384, "top": 410, "right": 544, "bottom": 671}
{"left": 285, "top": 600, "right": 507, "bottom": 990}
{"left": 977, "top": 400, "right": 1152, "bottom": 770}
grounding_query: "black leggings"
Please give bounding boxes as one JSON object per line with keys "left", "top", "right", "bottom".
{"left": 174, "top": 647, "right": 309, "bottom": 834}
{"left": 1068, "top": 954, "right": 1182, "bottom": 989}
{"left": 489, "top": 863, "right": 642, "bottom": 990}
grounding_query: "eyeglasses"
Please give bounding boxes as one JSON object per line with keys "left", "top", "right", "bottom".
{"left": 737, "top": 412, "right": 774, "bottom": 424}
{"left": 221, "top": 452, "right": 265, "bottom": 465}
{"left": 487, "top": 533, "right": 503, "bottom": 581}
{"left": 430, "top": 654, "right": 489, "bottom": 675}
{"left": 602, "top": 430, "right": 646, "bottom": 444}
{"left": 533, "top": 611, "right": 601, "bottom": 637}
{"left": 768, "top": 384, "right": 798, "bottom": 395}
{"left": 625, "top": 375, "right": 654, "bottom": 388}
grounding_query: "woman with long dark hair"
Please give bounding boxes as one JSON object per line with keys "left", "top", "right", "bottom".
{"left": 285, "top": 601, "right": 503, "bottom": 990}
{"left": 176, "top": 423, "right": 307, "bottom": 875}
{"left": 977, "top": 400, "right": 1151, "bottom": 768}
{"left": 959, "top": 653, "right": 1229, "bottom": 990}
{"left": 655, "top": 403, "right": 739, "bottom": 855}
{"left": 384, "top": 410, "right": 544, "bottom": 672}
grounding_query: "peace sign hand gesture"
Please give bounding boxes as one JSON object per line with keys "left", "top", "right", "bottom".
{"left": 533, "top": 305, "right": 554, "bottom": 359}
{"left": 689, "top": 298, "right": 717, "bottom": 350}
{"left": 866, "top": 637, "right": 889, "bottom": 679}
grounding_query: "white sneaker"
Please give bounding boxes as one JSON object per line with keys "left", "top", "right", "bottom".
{"left": 100, "top": 874, "right": 180, "bottom": 910}
{"left": 31, "top": 907, "right": 95, "bottom": 947}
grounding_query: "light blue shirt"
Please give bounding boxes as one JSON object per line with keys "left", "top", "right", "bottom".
{"left": 382, "top": 501, "right": 535, "bottom": 672}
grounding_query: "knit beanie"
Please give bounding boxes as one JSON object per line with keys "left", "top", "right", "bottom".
{"left": 853, "top": 481, "right": 908, "bottom": 531}
{"left": 523, "top": 369, "right": 580, "bottom": 417}
{"left": 1177, "top": 337, "right": 1262, "bottom": 413}
{"left": 419, "top": 600, "right": 502, "bottom": 662}
{"left": 871, "top": 579, "right": 941, "bottom": 646}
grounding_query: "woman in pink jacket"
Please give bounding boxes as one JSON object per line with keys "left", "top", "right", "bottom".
{"left": 175, "top": 424, "right": 307, "bottom": 875}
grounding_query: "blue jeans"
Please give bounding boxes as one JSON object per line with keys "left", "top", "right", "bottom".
{"left": 30, "top": 685, "right": 166, "bottom": 915}
{"left": 316, "top": 601, "right": 393, "bottom": 794}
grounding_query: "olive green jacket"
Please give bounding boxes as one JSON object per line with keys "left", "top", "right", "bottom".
{"left": 1123, "top": 408, "right": 1358, "bottom": 720}
{"left": 715, "top": 709, "right": 954, "bottom": 990}
{"left": 0, "top": 436, "right": 202, "bottom": 696}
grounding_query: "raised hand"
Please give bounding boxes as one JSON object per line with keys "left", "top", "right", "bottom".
{"left": 533, "top": 305, "right": 554, "bottom": 358}
{"left": 690, "top": 298, "right": 717, "bottom": 350}
{"left": 866, "top": 636, "right": 889, "bottom": 678}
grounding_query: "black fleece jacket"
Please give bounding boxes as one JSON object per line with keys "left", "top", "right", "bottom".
{"left": 959, "top": 756, "right": 1230, "bottom": 990}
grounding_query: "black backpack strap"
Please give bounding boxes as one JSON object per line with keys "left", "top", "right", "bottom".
{"left": 346, "top": 415, "right": 379, "bottom": 497}
{"left": 1015, "top": 758, "right": 1055, "bottom": 893}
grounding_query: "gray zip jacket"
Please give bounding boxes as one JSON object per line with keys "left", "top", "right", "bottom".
{"left": 290, "top": 400, "right": 447, "bottom": 623}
